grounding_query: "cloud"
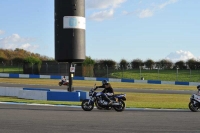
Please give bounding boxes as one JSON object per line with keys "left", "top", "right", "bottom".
{"left": 138, "top": 9, "right": 154, "bottom": 18}
{"left": 0, "top": 34, "right": 39, "bottom": 52}
{"left": 165, "top": 50, "right": 196, "bottom": 62}
{"left": 0, "top": 30, "right": 5, "bottom": 35}
{"left": 86, "top": 0, "right": 126, "bottom": 9}
{"left": 124, "top": 0, "right": 179, "bottom": 18}
{"left": 86, "top": 0, "right": 126, "bottom": 21}
{"left": 158, "top": 0, "right": 179, "bottom": 9}
{"left": 88, "top": 9, "right": 114, "bottom": 21}
{"left": 19, "top": 43, "right": 39, "bottom": 52}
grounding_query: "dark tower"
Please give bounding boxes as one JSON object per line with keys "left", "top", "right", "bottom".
{"left": 55, "top": 0, "right": 85, "bottom": 91}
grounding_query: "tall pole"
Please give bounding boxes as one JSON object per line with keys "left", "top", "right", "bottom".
{"left": 68, "top": 62, "right": 72, "bottom": 92}
{"left": 106, "top": 64, "right": 108, "bottom": 78}
{"left": 122, "top": 65, "right": 124, "bottom": 78}
{"left": 158, "top": 67, "right": 159, "bottom": 79}
{"left": 176, "top": 67, "right": 178, "bottom": 81}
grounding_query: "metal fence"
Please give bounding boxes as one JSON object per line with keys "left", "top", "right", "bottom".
{"left": 1, "top": 62, "right": 200, "bottom": 82}
{"left": 0, "top": 63, "right": 23, "bottom": 74}
{"left": 92, "top": 66, "right": 200, "bottom": 82}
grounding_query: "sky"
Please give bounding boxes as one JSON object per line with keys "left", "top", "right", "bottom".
{"left": 0, "top": 0, "right": 200, "bottom": 63}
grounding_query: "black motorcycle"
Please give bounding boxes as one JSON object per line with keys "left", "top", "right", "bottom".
{"left": 81, "top": 87, "right": 126, "bottom": 112}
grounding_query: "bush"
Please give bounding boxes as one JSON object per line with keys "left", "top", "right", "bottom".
{"left": 12, "top": 57, "right": 24, "bottom": 65}
{"left": 23, "top": 57, "right": 42, "bottom": 74}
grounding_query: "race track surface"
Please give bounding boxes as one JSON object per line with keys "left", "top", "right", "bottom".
{"left": 0, "top": 103, "right": 200, "bottom": 133}
{"left": 0, "top": 82, "right": 196, "bottom": 94}
{"left": 0, "top": 82, "right": 198, "bottom": 133}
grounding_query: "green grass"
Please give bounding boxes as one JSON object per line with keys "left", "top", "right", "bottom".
{"left": 0, "top": 78, "right": 194, "bottom": 109}
{"left": 110, "top": 69, "right": 200, "bottom": 82}
{"left": 0, "top": 96, "right": 81, "bottom": 106}
{"left": 0, "top": 68, "right": 197, "bottom": 109}
{"left": 1, "top": 66, "right": 200, "bottom": 82}
{"left": 0, "top": 66, "right": 23, "bottom": 74}
{"left": 0, "top": 78, "right": 196, "bottom": 91}
{"left": 126, "top": 93, "right": 189, "bottom": 109}
{"left": 0, "top": 92, "right": 190, "bottom": 109}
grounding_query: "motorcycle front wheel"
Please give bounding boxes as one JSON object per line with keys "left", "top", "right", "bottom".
{"left": 81, "top": 99, "right": 94, "bottom": 111}
{"left": 188, "top": 101, "right": 199, "bottom": 112}
{"left": 113, "top": 100, "right": 126, "bottom": 112}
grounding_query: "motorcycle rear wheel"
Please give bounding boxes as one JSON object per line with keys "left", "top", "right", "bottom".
{"left": 58, "top": 82, "right": 62, "bottom": 86}
{"left": 188, "top": 101, "right": 199, "bottom": 112}
{"left": 113, "top": 100, "right": 125, "bottom": 112}
{"left": 81, "top": 99, "right": 94, "bottom": 111}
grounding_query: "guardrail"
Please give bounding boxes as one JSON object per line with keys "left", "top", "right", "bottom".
{"left": 0, "top": 73, "right": 199, "bottom": 86}
{"left": 0, "top": 87, "right": 89, "bottom": 101}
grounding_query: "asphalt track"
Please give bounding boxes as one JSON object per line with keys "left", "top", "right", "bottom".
{"left": 0, "top": 82, "right": 196, "bottom": 94}
{"left": 0, "top": 103, "right": 200, "bottom": 133}
{"left": 0, "top": 82, "right": 199, "bottom": 133}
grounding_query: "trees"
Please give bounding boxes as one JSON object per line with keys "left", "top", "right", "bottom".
{"left": 82, "top": 56, "right": 95, "bottom": 77}
{"left": 174, "top": 60, "right": 186, "bottom": 69}
{"left": 131, "top": 59, "right": 143, "bottom": 69}
{"left": 144, "top": 59, "right": 154, "bottom": 70}
{"left": 24, "top": 56, "right": 42, "bottom": 65}
{"left": 23, "top": 56, "right": 42, "bottom": 74}
{"left": 186, "top": 59, "right": 199, "bottom": 70}
{"left": 12, "top": 57, "right": 24, "bottom": 66}
{"left": 82, "top": 56, "right": 95, "bottom": 66}
{"left": 119, "top": 59, "right": 128, "bottom": 70}
{"left": 0, "top": 48, "right": 53, "bottom": 63}
{"left": 158, "top": 59, "right": 173, "bottom": 69}
{"left": 96, "top": 59, "right": 116, "bottom": 69}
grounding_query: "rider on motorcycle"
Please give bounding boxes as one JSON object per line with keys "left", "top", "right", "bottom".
{"left": 197, "top": 85, "right": 200, "bottom": 94}
{"left": 61, "top": 76, "right": 67, "bottom": 84}
{"left": 94, "top": 80, "right": 114, "bottom": 105}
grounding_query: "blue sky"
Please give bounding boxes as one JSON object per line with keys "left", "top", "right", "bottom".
{"left": 0, "top": 0, "right": 199, "bottom": 63}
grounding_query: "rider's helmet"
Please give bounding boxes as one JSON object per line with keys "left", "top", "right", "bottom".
{"left": 102, "top": 80, "right": 108, "bottom": 85}
{"left": 197, "top": 85, "right": 200, "bottom": 91}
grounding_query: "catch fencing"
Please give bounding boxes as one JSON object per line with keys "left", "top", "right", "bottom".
{"left": 0, "top": 62, "right": 200, "bottom": 82}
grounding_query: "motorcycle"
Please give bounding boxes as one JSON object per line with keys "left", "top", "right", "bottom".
{"left": 58, "top": 80, "right": 69, "bottom": 86}
{"left": 188, "top": 85, "right": 200, "bottom": 112}
{"left": 81, "top": 85, "right": 126, "bottom": 112}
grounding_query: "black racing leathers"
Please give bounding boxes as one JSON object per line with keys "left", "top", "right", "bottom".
{"left": 95, "top": 85, "right": 114, "bottom": 93}
{"left": 102, "top": 87, "right": 114, "bottom": 94}
{"left": 94, "top": 85, "right": 114, "bottom": 102}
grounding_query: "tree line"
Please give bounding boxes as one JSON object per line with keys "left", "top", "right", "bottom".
{"left": 0, "top": 48, "right": 53, "bottom": 65}
{"left": 0, "top": 48, "right": 199, "bottom": 70}
{"left": 84, "top": 57, "right": 200, "bottom": 70}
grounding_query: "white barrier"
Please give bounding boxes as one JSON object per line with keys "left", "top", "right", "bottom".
{"left": 161, "top": 81, "right": 175, "bottom": 85}
{"left": 19, "top": 74, "right": 29, "bottom": 78}
{"left": 84, "top": 77, "right": 96, "bottom": 81}
{"left": 109, "top": 78, "right": 121, "bottom": 82}
{"left": 5, "top": 88, "right": 21, "bottom": 97}
{"left": 0, "top": 73, "right": 9, "bottom": 78}
{"left": 0, "top": 87, "right": 86, "bottom": 101}
{"left": 0, "top": 87, "right": 21, "bottom": 97}
{"left": 0, "top": 87, "right": 6, "bottom": 96}
{"left": 39, "top": 75, "right": 51, "bottom": 79}
{"left": 134, "top": 80, "right": 148, "bottom": 84}
{"left": 189, "top": 82, "right": 200, "bottom": 86}
{"left": 18, "top": 90, "right": 47, "bottom": 100}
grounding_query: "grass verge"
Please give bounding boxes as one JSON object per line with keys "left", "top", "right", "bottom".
{"left": 0, "top": 78, "right": 193, "bottom": 109}
{"left": 0, "top": 78, "right": 197, "bottom": 91}
{"left": 0, "top": 92, "right": 190, "bottom": 109}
